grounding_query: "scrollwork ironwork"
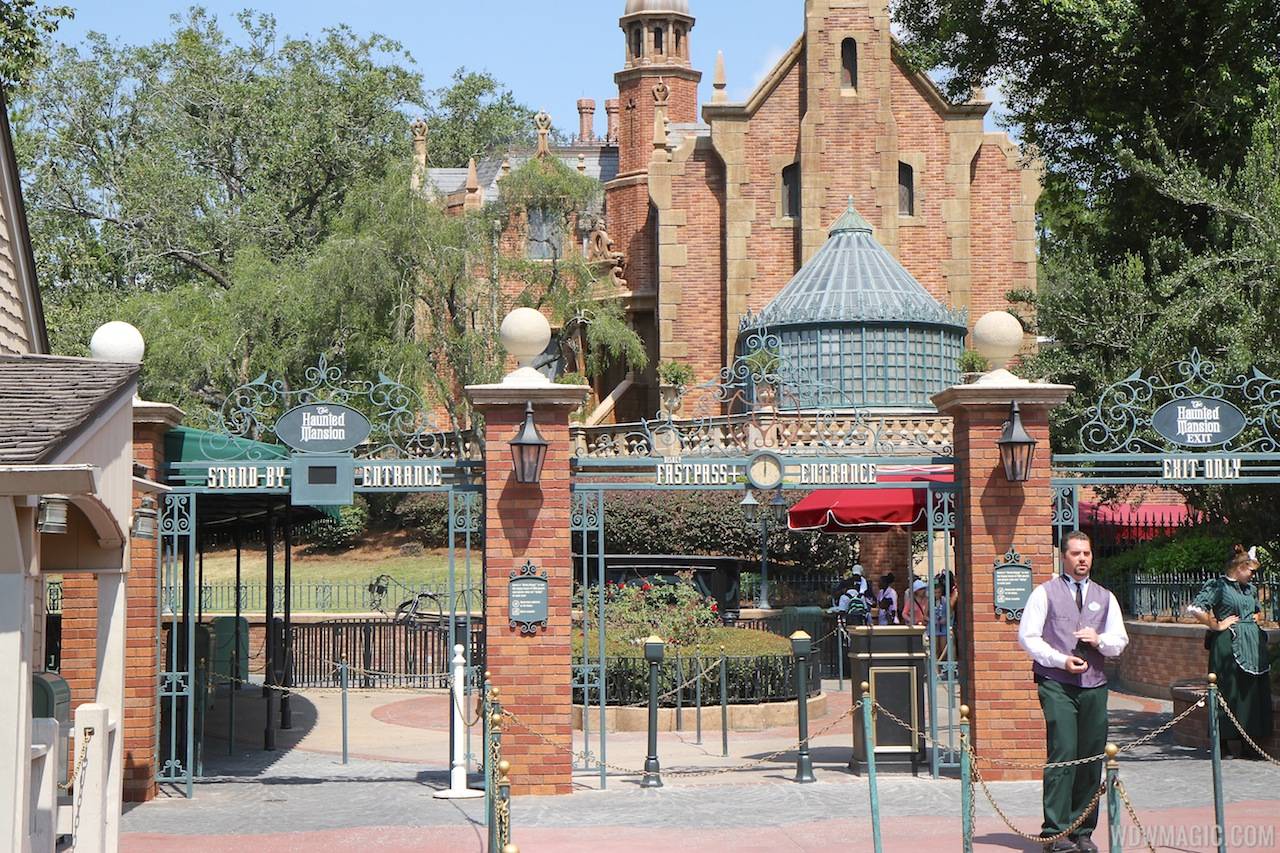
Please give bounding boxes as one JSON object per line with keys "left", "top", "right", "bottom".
{"left": 1078, "top": 348, "right": 1280, "bottom": 453}
{"left": 207, "top": 354, "right": 470, "bottom": 460}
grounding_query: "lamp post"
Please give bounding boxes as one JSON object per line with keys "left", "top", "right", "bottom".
{"left": 642, "top": 635, "right": 665, "bottom": 788}
{"left": 997, "top": 400, "right": 1037, "bottom": 482}
{"left": 741, "top": 488, "right": 789, "bottom": 610}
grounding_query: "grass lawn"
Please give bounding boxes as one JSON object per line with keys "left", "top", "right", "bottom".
{"left": 196, "top": 537, "right": 467, "bottom": 590}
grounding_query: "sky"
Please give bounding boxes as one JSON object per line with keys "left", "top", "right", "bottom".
{"left": 55, "top": 0, "right": 1006, "bottom": 137}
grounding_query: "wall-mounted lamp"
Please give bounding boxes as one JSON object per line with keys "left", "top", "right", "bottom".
{"left": 997, "top": 400, "right": 1037, "bottom": 482}
{"left": 131, "top": 495, "right": 159, "bottom": 540}
{"left": 510, "top": 402, "right": 549, "bottom": 485}
{"left": 36, "top": 496, "right": 69, "bottom": 534}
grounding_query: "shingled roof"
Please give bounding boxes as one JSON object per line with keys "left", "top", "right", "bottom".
{"left": 0, "top": 355, "right": 139, "bottom": 463}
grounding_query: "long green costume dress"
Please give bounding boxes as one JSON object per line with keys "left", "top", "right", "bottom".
{"left": 1191, "top": 576, "right": 1273, "bottom": 748}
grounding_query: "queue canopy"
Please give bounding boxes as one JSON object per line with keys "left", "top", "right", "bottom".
{"left": 787, "top": 466, "right": 953, "bottom": 533}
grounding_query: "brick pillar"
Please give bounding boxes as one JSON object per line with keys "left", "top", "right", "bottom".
{"left": 858, "top": 530, "right": 911, "bottom": 580}
{"left": 468, "top": 382, "right": 588, "bottom": 796}
{"left": 934, "top": 378, "right": 1071, "bottom": 780}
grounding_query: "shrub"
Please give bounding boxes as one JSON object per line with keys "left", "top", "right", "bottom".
{"left": 958, "top": 349, "right": 989, "bottom": 374}
{"left": 303, "top": 498, "right": 368, "bottom": 552}
{"left": 395, "top": 493, "right": 450, "bottom": 547}
{"left": 597, "top": 572, "right": 719, "bottom": 649}
{"left": 656, "top": 359, "right": 695, "bottom": 390}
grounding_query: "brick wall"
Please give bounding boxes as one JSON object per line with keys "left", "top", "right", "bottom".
{"left": 950, "top": 401, "right": 1058, "bottom": 781}
{"left": 1112, "top": 621, "right": 1280, "bottom": 699}
{"left": 475, "top": 399, "right": 579, "bottom": 795}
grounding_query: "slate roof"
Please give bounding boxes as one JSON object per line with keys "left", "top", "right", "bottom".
{"left": 0, "top": 355, "right": 139, "bottom": 463}
{"left": 742, "top": 199, "right": 968, "bottom": 331}
{"left": 424, "top": 145, "right": 620, "bottom": 205}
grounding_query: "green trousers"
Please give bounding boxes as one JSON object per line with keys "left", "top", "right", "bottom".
{"left": 1037, "top": 677, "right": 1108, "bottom": 839}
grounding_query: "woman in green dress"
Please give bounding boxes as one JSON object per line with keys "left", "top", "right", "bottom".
{"left": 1188, "top": 545, "right": 1273, "bottom": 758}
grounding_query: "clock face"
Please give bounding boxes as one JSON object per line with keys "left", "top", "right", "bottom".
{"left": 747, "top": 451, "right": 784, "bottom": 490}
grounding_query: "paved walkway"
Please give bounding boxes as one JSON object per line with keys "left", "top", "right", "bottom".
{"left": 122, "top": 683, "right": 1280, "bottom": 852}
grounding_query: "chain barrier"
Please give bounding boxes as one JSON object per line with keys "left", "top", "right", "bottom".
{"left": 65, "top": 727, "right": 93, "bottom": 848}
{"left": 1114, "top": 777, "right": 1158, "bottom": 853}
{"left": 501, "top": 703, "right": 859, "bottom": 780}
{"left": 1217, "top": 694, "right": 1280, "bottom": 767}
{"left": 972, "top": 757, "right": 1104, "bottom": 845}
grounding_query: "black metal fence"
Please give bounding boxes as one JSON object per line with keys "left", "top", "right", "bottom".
{"left": 581, "top": 654, "right": 821, "bottom": 708}
{"left": 289, "top": 617, "right": 485, "bottom": 689}
{"left": 1129, "top": 571, "right": 1280, "bottom": 622}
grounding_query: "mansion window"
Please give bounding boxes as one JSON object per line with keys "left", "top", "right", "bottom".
{"left": 631, "top": 26, "right": 643, "bottom": 59}
{"left": 841, "top": 38, "right": 858, "bottom": 89}
{"left": 898, "top": 162, "right": 915, "bottom": 217}
{"left": 527, "top": 207, "right": 561, "bottom": 259}
{"left": 782, "top": 163, "right": 801, "bottom": 220}
{"left": 653, "top": 26, "right": 665, "bottom": 55}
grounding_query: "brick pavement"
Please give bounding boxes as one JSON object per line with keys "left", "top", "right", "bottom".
{"left": 122, "top": 687, "right": 1280, "bottom": 852}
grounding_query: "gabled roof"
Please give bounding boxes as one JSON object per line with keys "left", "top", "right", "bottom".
{"left": 742, "top": 199, "right": 967, "bottom": 331}
{"left": 0, "top": 89, "right": 49, "bottom": 354}
{"left": 0, "top": 355, "right": 138, "bottom": 463}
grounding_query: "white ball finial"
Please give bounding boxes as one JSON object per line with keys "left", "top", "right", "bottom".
{"left": 89, "top": 321, "right": 145, "bottom": 363}
{"left": 498, "top": 308, "right": 552, "bottom": 386}
{"left": 972, "top": 311, "right": 1023, "bottom": 372}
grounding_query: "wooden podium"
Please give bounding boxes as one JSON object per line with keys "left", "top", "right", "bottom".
{"left": 847, "top": 625, "right": 927, "bottom": 776}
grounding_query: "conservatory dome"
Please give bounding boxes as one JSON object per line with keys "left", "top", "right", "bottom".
{"left": 739, "top": 200, "right": 967, "bottom": 410}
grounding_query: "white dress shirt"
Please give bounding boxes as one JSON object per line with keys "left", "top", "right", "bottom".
{"left": 1018, "top": 575, "right": 1130, "bottom": 670}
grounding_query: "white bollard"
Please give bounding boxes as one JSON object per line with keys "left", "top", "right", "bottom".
{"left": 72, "top": 703, "right": 112, "bottom": 853}
{"left": 433, "top": 644, "right": 483, "bottom": 799}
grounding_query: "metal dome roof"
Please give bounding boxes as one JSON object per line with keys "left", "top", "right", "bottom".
{"left": 742, "top": 199, "right": 966, "bottom": 331}
{"left": 623, "top": 0, "right": 691, "bottom": 15}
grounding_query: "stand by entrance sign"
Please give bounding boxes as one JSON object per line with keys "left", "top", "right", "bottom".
{"left": 275, "top": 403, "right": 372, "bottom": 454}
{"left": 509, "top": 561, "right": 549, "bottom": 634}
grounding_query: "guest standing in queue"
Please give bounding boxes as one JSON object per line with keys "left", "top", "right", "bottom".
{"left": 1018, "top": 531, "right": 1129, "bottom": 853}
{"left": 1188, "top": 544, "right": 1273, "bottom": 759}
{"left": 875, "top": 572, "right": 900, "bottom": 625}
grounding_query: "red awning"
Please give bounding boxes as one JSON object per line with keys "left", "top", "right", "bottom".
{"left": 1078, "top": 501, "right": 1189, "bottom": 526}
{"left": 787, "top": 466, "right": 954, "bottom": 534}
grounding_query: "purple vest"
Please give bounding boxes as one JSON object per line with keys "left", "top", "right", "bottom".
{"left": 1031, "top": 576, "right": 1111, "bottom": 689}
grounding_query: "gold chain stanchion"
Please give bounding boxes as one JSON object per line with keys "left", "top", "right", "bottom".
{"left": 1114, "top": 776, "right": 1158, "bottom": 853}
{"left": 1217, "top": 694, "right": 1280, "bottom": 767}
{"left": 500, "top": 702, "right": 860, "bottom": 780}
{"left": 65, "top": 726, "right": 95, "bottom": 847}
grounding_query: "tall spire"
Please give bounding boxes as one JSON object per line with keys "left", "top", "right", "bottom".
{"left": 712, "top": 50, "right": 727, "bottom": 103}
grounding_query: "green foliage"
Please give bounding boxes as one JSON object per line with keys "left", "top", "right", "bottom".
{"left": 602, "top": 491, "right": 855, "bottom": 572}
{"left": 742, "top": 346, "right": 780, "bottom": 380}
{"left": 0, "top": 1, "right": 71, "bottom": 90}
{"left": 394, "top": 494, "right": 451, "bottom": 548}
{"left": 424, "top": 68, "right": 539, "bottom": 167}
{"left": 17, "top": 8, "right": 423, "bottom": 293}
{"left": 893, "top": 0, "right": 1280, "bottom": 265}
{"left": 498, "top": 158, "right": 646, "bottom": 378}
{"left": 573, "top": 625, "right": 791, "bottom": 659}
{"left": 599, "top": 573, "right": 720, "bottom": 649}
{"left": 555, "top": 371, "right": 586, "bottom": 385}
{"left": 957, "top": 349, "right": 989, "bottom": 374}
{"left": 301, "top": 499, "right": 369, "bottom": 552}
{"left": 657, "top": 359, "right": 695, "bottom": 390}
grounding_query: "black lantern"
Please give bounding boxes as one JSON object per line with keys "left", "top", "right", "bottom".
{"left": 997, "top": 400, "right": 1037, "bottom": 482}
{"left": 740, "top": 491, "right": 759, "bottom": 524}
{"left": 131, "top": 495, "right": 159, "bottom": 540}
{"left": 509, "top": 402, "right": 549, "bottom": 485}
{"left": 768, "top": 489, "right": 788, "bottom": 526}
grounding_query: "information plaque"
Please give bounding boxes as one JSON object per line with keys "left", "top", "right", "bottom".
{"left": 508, "top": 561, "right": 548, "bottom": 634}
{"left": 993, "top": 549, "right": 1033, "bottom": 622}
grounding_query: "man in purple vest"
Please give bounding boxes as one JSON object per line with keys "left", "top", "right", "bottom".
{"left": 1018, "top": 531, "right": 1129, "bottom": 853}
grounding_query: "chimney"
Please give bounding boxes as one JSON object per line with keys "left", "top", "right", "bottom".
{"left": 577, "top": 98, "right": 597, "bottom": 143}
{"left": 605, "top": 99, "right": 620, "bottom": 144}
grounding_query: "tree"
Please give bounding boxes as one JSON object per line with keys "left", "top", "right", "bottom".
{"left": 0, "top": 0, "right": 72, "bottom": 90}
{"left": 1014, "top": 81, "right": 1280, "bottom": 449}
{"left": 15, "top": 8, "right": 423, "bottom": 294}
{"left": 424, "top": 69, "right": 541, "bottom": 168}
{"left": 893, "top": 0, "right": 1280, "bottom": 261}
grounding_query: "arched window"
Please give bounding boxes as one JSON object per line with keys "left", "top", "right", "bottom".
{"left": 782, "top": 163, "right": 801, "bottom": 220}
{"left": 631, "top": 26, "right": 643, "bottom": 59}
{"left": 674, "top": 26, "right": 684, "bottom": 58}
{"left": 841, "top": 38, "right": 858, "bottom": 88}
{"left": 653, "top": 26, "right": 665, "bottom": 55}
{"left": 898, "top": 162, "right": 915, "bottom": 216}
